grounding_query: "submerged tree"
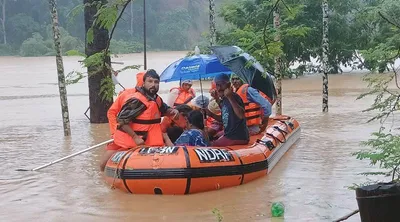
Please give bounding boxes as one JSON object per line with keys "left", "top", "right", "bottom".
{"left": 273, "top": 6, "right": 282, "bottom": 115}
{"left": 209, "top": 0, "right": 216, "bottom": 47}
{"left": 0, "top": 0, "right": 6, "bottom": 44}
{"left": 321, "top": 0, "right": 329, "bottom": 112}
{"left": 66, "top": 0, "right": 140, "bottom": 123}
{"left": 49, "top": 0, "right": 71, "bottom": 136}
{"left": 83, "top": 0, "right": 112, "bottom": 123}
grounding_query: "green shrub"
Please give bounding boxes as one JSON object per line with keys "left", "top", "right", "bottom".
{"left": 19, "top": 33, "right": 52, "bottom": 57}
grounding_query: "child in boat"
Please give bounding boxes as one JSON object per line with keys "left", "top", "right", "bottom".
{"left": 174, "top": 110, "right": 210, "bottom": 147}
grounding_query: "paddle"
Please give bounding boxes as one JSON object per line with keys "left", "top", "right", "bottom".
{"left": 16, "top": 139, "right": 114, "bottom": 171}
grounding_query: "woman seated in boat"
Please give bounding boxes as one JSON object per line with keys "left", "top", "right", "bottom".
{"left": 161, "top": 104, "right": 193, "bottom": 144}
{"left": 205, "top": 73, "right": 250, "bottom": 146}
{"left": 174, "top": 110, "right": 210, "bottom": 147}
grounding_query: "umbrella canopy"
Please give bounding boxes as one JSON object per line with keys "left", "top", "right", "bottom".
{"left": 211, "top": 45, "right": 277, "bottom": 103}
{"left": 160, "top": 54, "right": 233, "bottom": 82}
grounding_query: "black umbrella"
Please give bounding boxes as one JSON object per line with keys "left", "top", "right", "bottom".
{"left": 210, "top": 45, "right": 277, "bottom": 103}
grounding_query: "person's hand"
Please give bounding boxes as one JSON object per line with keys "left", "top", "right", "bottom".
{"left": 210, "top": 89, "right": 218, "bottom": 100}
{"left": 169, "top": 108, "right": 179, "bottom": 120}
{"left": 133, "top": 135, "right": 145, "bottom": 145}
{"left": 224, "top": 87, "right": 233, "bottom": 98}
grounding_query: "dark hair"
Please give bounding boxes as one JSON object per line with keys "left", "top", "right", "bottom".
{"left": 187, "top": 110, "right": 204, "bottom": 130}
{"left": 175, "top": 104, "right": 193, "bottom": 115}
{"left": 166, "top": 126, "right": 184, "bottom": 143}
{"left": 143, "top": 69, "right": 160, "bottom": 81}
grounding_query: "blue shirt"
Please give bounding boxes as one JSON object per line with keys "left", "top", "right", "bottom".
{"left": 221, "top": 93, "right": 249, "bottom": 141}
{"left": 247, "top": 87, "right": 272, "bottom": 116}
{"left": 174, "top": 129, "right": 209, "bottom": 147}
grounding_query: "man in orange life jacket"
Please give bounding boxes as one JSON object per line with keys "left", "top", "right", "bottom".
{"left": 231, "top": 75, "right": 272, "bottom": 135}
{"left": 99, "top": 70, "right": 179, "bottom": 171}
{"left": 107, "top": 71, "right": 146, "bottom": 136}
{"left": 168, "top": 80, "right": 196, "bottom": 107}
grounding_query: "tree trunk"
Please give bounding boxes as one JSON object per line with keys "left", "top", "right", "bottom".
{"left": 143, "top": 0, "right": 147, "bottom": 69}
{"left": 274, "top": 8, "right": 282, "bottom": 116}
{"left": 48, "top": 0, "right": 71, "bottom": 136}
{"left": 130, "top": 1, "right": 134, "bottom": 37}
{"left": 0, "top": 0, "right": 6, "bottom": 44}
{"left": 84, "top": 0, "right": 112, "bottom": 123}
{"left": 209, "top": 0, "right": 216, "bottom": 46}
{"left": 322, "top": 0, "right": 329, "bottom": 112}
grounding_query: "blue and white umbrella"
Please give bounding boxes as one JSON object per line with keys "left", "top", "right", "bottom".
{"left": 160, "top": 54, "right": 233, "bottom": 82}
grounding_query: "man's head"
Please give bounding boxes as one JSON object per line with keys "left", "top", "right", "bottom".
{"left": 142, "top": 69, "right": 160, "bottom": 96}
{"left": 175, "top": 104, "right": 193, "bottom": 117}
{"left": 181, "top": 80, "right": 193, "bottom": 91}
{"left": 213, "top": 73, "right": 231, "bottom": 97}
{"left": 230, "top": 74, "right": 243, "bottom": 90}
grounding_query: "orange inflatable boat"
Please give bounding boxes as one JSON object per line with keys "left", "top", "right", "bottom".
{"left": 104, "top": 115, "right": 301, "bottom": 195}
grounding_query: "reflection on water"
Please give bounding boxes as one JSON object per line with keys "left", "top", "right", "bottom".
{"left": 0, "top": 52, "right": 395, "bottom": 221}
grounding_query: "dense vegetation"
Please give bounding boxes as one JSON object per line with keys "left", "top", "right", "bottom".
{"left": 0, "top": 0, "right": 398, "bottom": 76}
{"left": 0, "top": 0, "right": 213, "bottom": 56}
{"left": 214, "top": 0, "right": 400, "bottom": 75}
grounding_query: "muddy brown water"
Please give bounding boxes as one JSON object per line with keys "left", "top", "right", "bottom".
{"left": 0, "top": 52, "right": 395, "bottom": 221}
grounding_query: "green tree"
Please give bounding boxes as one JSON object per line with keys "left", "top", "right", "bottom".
{"left": 7, "top": 13, "right": 41, "bottom": 46}
{"left": 354, "top": 0, "right": 400, "bottom": 183}
{"left": 218, "top": 0, "right": 311, "bottom": 77}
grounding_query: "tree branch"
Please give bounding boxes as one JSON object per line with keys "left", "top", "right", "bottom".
{"left": 280, "top": 0, "right": 292, "bottom": 14}
{"left": 104, "top": 0, "right": 131, "bottom": 57}
{"left": 378, "top": 11, "right": 400, "bottom": 29}
{"left": 262, "top": 0, "right": 281, "bottom": 48}
{"left": 333, "top": 210, "right": 359, "bottom": 222}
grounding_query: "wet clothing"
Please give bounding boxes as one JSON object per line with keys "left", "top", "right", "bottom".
{"left": 220, "top": 93, "right": 249, "bottom": 141}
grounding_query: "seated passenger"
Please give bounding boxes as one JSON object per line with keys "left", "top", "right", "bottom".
{"left": 161, "top": 104, "right": 193, "bottom": 144}
{"left": 174, "top": 110, "right": 210, "bottom": 147}
{"left": 206, "top": 73, "right": 250, "bottom": 146}
{"left": 107, "top": 71, "right": 146, "bottom": 136}
{"left": 206, "top": 99, "right": 224, "bottom": 140}
{"left": 231, "top": 75, "right": 272, "bottom": 135}
{"left": 99, "top": 70, "right": 179, "bottom": 171}
{"left": 167, "top": 80, "right": 196, "bottom": 107}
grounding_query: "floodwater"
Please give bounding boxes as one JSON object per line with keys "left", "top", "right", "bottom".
{"left": 0, "top": 51, "right": 396, "bottom": 222}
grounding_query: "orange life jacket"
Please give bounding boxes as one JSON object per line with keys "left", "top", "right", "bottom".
{"left": 236, "top": 84, "right": 262, "bottom": 126}
{"left": 108, "top": 88, "right": 137, "bottom": 135}
{"left": 206, "top": 112, "right": 221, "bottom": 128}
{"left": 113, "top": 91, "right": 164, "bottom": 149}
{"left": 170, "top": 87, "right": 195, "bottom": 106}
{"left": 210, "top": 80, "right": 216, "bottom": 93}
{"left": 108, "top": 71, "right": 146, "bottom": 135}
{"left": 136, "top": 71, "right": 145, "bottom": 88}
{"left": 260, "top": 90, "right": 275, "bottom": 105}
